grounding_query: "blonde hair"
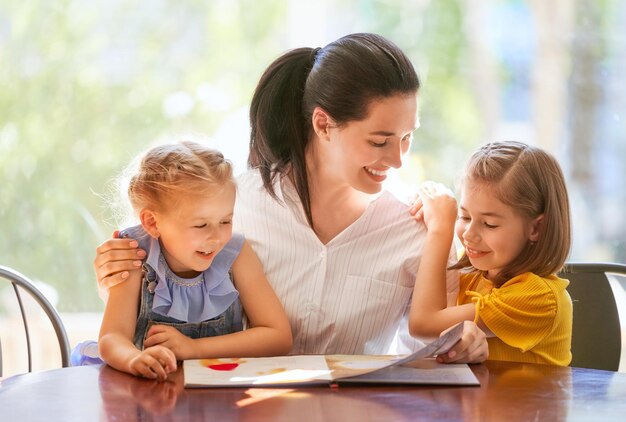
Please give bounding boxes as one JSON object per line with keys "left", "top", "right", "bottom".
{"left": 125, "top": 140, "right": 234, "bottom": 215}
{"left": 451, "top": 141, "right": 572, "bottom": 286}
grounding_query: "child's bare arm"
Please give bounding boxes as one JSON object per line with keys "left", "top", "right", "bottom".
{"left": 410, "top": 182, "right": 477, "bottom": 337}
{"left": 98, "top": 270, "right": 176, "bottom": 379}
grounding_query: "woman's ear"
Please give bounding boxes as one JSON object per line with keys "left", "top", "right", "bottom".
{"left": 139, "top": 209, "right": 160, "bottom": 239}
{"left": 311, "top": 107, "right": 334, "bottom": 141}
{"left": 528, "top": 214, "right": 544, "bottom": 242}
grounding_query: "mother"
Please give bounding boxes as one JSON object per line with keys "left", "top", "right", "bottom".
{"left": 95, "top": 33, "right": 487, "bottom": 362}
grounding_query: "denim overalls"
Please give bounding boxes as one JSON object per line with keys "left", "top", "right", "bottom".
{"left": 132, "top": 263, "right": 243, "bottom": 349}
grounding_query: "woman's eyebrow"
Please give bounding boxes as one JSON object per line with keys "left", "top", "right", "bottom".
{"left": 368, "top": 127, "right": 418, "bottom": 136}
{"left": 368, "top": 130, "right": 395, "bottom": 136}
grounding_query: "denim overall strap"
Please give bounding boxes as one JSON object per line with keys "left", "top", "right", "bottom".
{"left": 133, "top": 264, "right": 157, "bottom": 349}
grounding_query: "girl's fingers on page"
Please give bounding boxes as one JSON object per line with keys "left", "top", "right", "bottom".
{"left": 437, "top": 321, "right": 488, "bottom": 364}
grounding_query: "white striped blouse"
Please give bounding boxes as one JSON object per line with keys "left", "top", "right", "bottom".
{"left": 234, "top": 170, "right": 459, "bottom": 355}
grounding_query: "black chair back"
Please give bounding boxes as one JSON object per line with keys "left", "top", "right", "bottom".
{"left": 559, "top": 262, "right": 626, "bottom": 371}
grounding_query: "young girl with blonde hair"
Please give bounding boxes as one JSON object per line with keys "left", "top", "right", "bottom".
{"left": 98, "top": 141, "right": 291, "bottom": 380}
{"left": 410, "top": 141, "right": 572, "bottom": 365}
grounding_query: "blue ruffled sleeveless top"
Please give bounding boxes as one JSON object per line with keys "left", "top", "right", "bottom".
{"left": 119, "top": 224, "right": 243, "bottom": 322}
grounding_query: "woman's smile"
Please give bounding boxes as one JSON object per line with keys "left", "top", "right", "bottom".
{"left": 364, "top": 166, "right": 388, "bottom": 182}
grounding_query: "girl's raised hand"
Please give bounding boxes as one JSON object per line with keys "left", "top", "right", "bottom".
{"left": 417, "top": 181, "right": 458, "bottom": 234}
{"left": 408, "top": 193, "right": 424, "bottom": 220}
{"left": 129, "top": 345, "right": 177, "bottom": 381}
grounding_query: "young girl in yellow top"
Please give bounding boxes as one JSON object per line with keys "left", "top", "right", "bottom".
{"left": 409, "top": 141, "right": 572, "bottom": 366}
{"left": 98, "top": 141, "right": 292, "bottom": 380}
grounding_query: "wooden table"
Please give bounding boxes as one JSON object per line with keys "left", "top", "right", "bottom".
{"left": 1, "top": 361, "right": 625, "bottom": 421}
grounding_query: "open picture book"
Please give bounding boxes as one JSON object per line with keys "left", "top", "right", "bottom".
{"left": 184, "top": 323, "right": 480, "bottom": 388}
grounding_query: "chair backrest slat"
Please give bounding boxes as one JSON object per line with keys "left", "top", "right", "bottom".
{"left": 0, "top": 265, "right": 71, "bottom": 375}
{"left": 12, "top": 283, "right": 33, "bottom": 373}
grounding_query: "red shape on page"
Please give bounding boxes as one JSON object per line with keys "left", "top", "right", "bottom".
{"left": 208, "top": 363, "right": 239, "bottom": 371}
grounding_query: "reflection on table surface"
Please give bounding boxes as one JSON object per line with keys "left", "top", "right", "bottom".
{"left": 1, "top": 360, "right": 625, "bottom": 421}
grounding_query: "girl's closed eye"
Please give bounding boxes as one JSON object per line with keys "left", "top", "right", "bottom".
{"left": 194, "top": 223, "right": 207, "bottom": 229}
{"left": 484, "top": 222, "right": 498, "bottom": 229}
{"left": 221, "top": 219, "right": 232, "bottom": 225}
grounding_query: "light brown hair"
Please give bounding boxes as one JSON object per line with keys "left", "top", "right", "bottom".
{"left": 451, "top": 141, "right": 572, "bottom": 286}
{"left": 126, "top": 141, "right": 234, "bottom": 215}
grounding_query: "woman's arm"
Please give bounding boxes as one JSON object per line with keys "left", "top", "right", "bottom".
{"left": 98, "top": 269, "right": 176, "bottom": 379}
{"left": 144, "top": 240, "right": 293, "bottom": 360}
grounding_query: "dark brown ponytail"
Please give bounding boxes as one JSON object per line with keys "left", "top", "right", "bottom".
{"left": 249, "top": 33, "right": 420, "bottom": 228}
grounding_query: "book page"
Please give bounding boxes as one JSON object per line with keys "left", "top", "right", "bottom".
{"left": 325, "top": 321, "right": 466, "bottom": 380}
{"left": 324, "top": 354, "right": 405, "bottom": 380}
{"left": 391, "top": 321, "right": 466, "bottom": 366}
{"left": 338, "top": 360, "right": 479, "bottom": 385}
{"left": 183, "top": 322, "right": 468, "bottom": 387}
{"left": 184, "top": 356, "right": 332, "bottom": 388}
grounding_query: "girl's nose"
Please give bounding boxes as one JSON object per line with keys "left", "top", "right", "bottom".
{"left": 463, "top": 223, "right": 480, "bottom": 243}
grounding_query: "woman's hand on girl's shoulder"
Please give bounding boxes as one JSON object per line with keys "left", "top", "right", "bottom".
{"left": 94, "top": 230, "right": 146, "bottom": 296}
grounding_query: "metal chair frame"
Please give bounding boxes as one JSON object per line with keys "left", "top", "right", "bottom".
{"left": 0, "top": 265, "right": 71, "bottom": 376}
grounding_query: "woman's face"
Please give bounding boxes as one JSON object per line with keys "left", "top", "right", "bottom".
{"left": 324, "top": 93, "right": 419, "bottom": 194}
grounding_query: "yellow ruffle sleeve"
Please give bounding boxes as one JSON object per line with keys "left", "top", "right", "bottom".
{"left": 469, "top": 273, "right": 562, "bottom": 352}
